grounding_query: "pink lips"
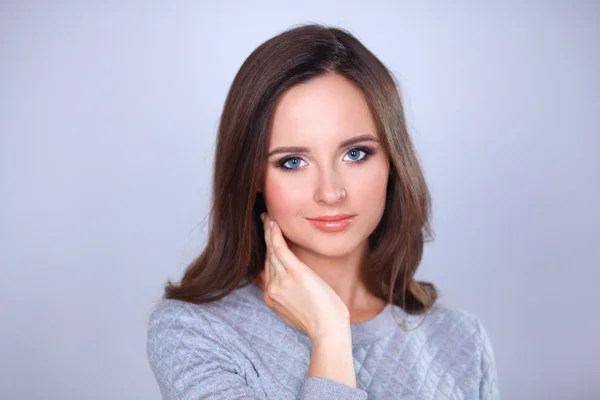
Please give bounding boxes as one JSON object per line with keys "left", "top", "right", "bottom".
{"left": 307, "top": 214, "right": 356, "bottom": 232}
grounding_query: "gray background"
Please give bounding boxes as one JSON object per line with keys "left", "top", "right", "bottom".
{"left": 1, "top": 1, "right": 598, "bottom": 399}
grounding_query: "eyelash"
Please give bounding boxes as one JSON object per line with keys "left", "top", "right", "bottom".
{"left": 275, "top": 146, "right": 375, "bottom": 172}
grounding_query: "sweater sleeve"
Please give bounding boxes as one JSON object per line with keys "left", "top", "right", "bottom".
{"left": 147, "top": 300, "right": 368, "bottom": 400}
{"left": 300, "top": 377, "right": 367, "bottom": 400}
{"left": 476, "top": 318, "right": 500, "bottom": 400}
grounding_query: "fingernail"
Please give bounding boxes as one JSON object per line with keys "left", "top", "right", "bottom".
{"left": 260, "top": 213, "right": 265, "bottom": 222}
{"left": 269, "top": 221, "right": 274, "bottom": 228}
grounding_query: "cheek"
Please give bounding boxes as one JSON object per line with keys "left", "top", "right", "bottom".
{"left": 263, "top": 171, "right": 305, "bottom": 219}
{"left": 352, "top": 161, "right": 389, "bottom": 212}
{"left": 368, "top": 166, "right": 389, "bottom": 196}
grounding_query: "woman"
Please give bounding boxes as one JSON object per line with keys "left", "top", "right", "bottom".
{"left": 147, "top": 24, "right": 500, "bottom": 399}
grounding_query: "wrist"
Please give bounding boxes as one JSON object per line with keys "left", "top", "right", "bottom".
{"left": 310, "top": 323, "right": 352, "bottom": 347}
{"left": 308, "top": 324, "right": 356, "bottom": 388}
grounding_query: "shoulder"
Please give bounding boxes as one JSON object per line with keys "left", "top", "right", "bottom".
{"left": 427, "top": 302, "right": 500, "bottom": 397}
{"left": 420, "top": 301, "right": 492, "bottom": 340}
{"left": 147, "top": 282, "right": 265, "bottom": 332}
{"left": 146, "top": 298, "right": 217, "bottom": 368}
{"left": 145, "top": 288, "right": 273, "bottom": 399}
{"left": 145, "top": 296, "right": 250, "bottom": 389}
{"left": 146, "top": 298, "right": 207, "bottom": 338}
{"left": 426, "top": 301, "right": 477, "bottom": 325}
{"left": 146, "top": 283, "right": 269, "bottom": 359}
{"left": 415, "top": 301, "right": 497, "bottom": 367}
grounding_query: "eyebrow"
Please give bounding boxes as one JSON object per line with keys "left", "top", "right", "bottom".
{"left": 267, "top": 134, "right": 380, "bottom": 158}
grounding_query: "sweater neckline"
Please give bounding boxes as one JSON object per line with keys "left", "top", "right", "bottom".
{"left": 240, "top": 279, "right": 408, "bottom": 345}
{"left": 349, "top": 301, "right": 404, "bottom": 344}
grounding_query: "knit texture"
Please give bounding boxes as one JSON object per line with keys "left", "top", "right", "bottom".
{"left": 147, "top": 280, "right": 500, "bottom": 399}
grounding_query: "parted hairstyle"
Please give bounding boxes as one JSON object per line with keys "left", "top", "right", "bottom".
{"left": 164, "top": 23, "right": 438, "bottom": 318}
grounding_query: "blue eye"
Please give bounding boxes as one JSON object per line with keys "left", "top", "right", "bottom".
{"left": 344, "top": 148, "right": 367, "bottom": 162}
{"left": 281, "top": 157, "right": 306, "bottom": 170}
{"left": 276, "top": 146, "right": 374, "bottom": 172}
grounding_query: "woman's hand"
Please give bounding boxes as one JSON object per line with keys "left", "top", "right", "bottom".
{"left": 255, "top": 212, "right": 351, "bottom": 342}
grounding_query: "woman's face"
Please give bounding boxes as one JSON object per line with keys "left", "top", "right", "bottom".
{"left": 262, "top": 73, "right": 390, "bottom": 258}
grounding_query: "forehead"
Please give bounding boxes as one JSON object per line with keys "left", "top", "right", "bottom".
{"left": 268, "top": 74, "right": 377, "bottom": 146}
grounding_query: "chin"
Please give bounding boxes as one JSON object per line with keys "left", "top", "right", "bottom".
{"left": 317, "top": 246, "right": 358, "bottom": 259}
{"left": 292, "top": 233, "right": 363, "bottom": 259}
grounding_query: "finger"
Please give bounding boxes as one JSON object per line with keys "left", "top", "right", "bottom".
{"left": 263, "top": 213, "right": 273, "bottom": 253}
{"left": 268, "top": 221, "right": 287, "bottom": 276}
{"left": 259, "top": 254, "right": 269, "bottom": 289}
{"left": 265, "top": 254, "right": 274, "bottom": 287}
{"left": 269, "top": 244, "right": 287, "bottom": 278}
{"left": 270, "top": 221, "right": 299, "bottom": 274}
{"left": 262, "top": 213, "right": 275, "bottom": 283}
{"left": 258, "top": 269, "right": 267, "bottom": 290}
{"left": 263, "top": 290, "right": 274, "bottom": 307}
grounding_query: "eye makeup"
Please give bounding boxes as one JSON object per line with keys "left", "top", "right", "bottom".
{"left": 275, "top": 146, "right": 376, "bottom": 172}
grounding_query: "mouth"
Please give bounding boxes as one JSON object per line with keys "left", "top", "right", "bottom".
{"left": 306, "top": 215, "right": 356, "bottom": 232}
{"left": 307, "top": 214, "right": 356, "bottom": 222}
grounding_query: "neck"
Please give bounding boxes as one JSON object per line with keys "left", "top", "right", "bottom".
{"left": 286, "top": 239, "right": 385, "bottom": 320}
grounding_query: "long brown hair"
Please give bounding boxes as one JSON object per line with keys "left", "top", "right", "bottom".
{"left": 164, "top": 23, "right": 438, "bottom": 316}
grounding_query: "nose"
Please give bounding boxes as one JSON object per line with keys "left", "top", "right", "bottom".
{"left": 314, "top": 166, "right": 346, "bottom": 205}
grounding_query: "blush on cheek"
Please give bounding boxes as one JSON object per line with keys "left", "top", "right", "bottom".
{"left": 366, "top": 172, "right": 388, "bottom": 195}
{"left": 361, "top": 165, "right": 389, "bottom": 211}
{"left": 264, "top": 178, "right": 292, "bottom": 220}
{"left": 263, "top": 174, "right": 308, "bottom": 243}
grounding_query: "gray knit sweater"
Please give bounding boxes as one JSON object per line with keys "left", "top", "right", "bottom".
{"left": 146, "top": 280, "right": 500, "bottom": 399}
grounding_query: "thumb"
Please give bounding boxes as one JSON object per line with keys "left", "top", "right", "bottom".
{"left": 260, "top": 270, "right": 266, "bottom": 284}
{"left": 259, "top": 270, "right": 267, "bottom": 289}
{"left": 270, "top": 221, "right": 305, "bottom": 273}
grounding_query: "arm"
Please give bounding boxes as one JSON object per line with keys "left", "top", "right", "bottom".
{"left": 476, "top": 318, "right": 500, "bottom": 400}
{"left": 308, "top": 324, "right": 356, "bottom": 387}
{"left": 301, "top": 324, "right": 367, "bottom": 399}
{"left": 146, "top": 301, "right": 266, "bottom": 399}
{"left": 147, "top": 300, "right": 368, "bottom": 400}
